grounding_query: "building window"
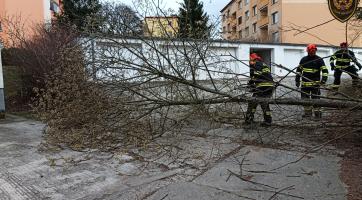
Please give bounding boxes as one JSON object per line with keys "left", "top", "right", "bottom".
{"left": 222, "top": 15, "right": 225, "bottom": 21}
{"left": 223, "top": 26, "right": 226, "bottom": 33}
{"left": 245, "top": 11, "right": 250, "bottom": 20}
{"left": 238, "top": 16, "right": 243, "bottom": 24}
{"left": 272, "top": 31, "right": 279, "bottom": 42}
{"left": 253, "top": 5, "right": 257, "bottom": 16}
{"left": 232, "top": 26, "right": 236, "bottom": 33}
{"left": 245, "top": 26, "right": 249, "bottom": 37}
{"left": 227, "top": 23, "right": 230, "bottom": 32}
{"left": 0, "top": 21, "right": 2, "bottom": 32}
{"left": 252, "top": 23, "right": 257, "bottom": 33}
{"left": 239, "top": 1, "right": 243, "bottom": 9}
{"left": 239, "top": 30, "right": 243, "bottom": 38}
{"left": 245, "top": 0, "right": 249, "bottom": 5}
{"left": 232, "top": 12, "right": 237, "bottom": 20}
{"left": 272, "top": 0, "right": 278, "bottom": 4}
{"left": 227, "top": 10, "right": 230, "bottom": 18}
{"left": 272, "top": 12, "right": 279, "bottom": 24}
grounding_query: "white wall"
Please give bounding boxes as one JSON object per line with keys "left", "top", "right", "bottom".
{"left": 91, "top": 39, "right": 362, "bottom": 81}
{"left": 43, "top": 0, "right": 52, "bottom": 24}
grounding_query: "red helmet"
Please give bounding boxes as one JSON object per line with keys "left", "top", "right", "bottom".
{"left": 250, "top": 53, "right": 261, "bottom": 61}
{"left": 306, "top": 44, "right": 317, "bottom": 54}
{"left": 340, "top": 42, "right": 348, "bottom": 48}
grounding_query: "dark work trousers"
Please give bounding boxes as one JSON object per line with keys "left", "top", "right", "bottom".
{"left": 333, "top": 66, "right": 359, "bottom": 87}
{"left": 245, "top": 86, "right": 273, "bottom": 123}
{"left": 301, "top": 86, "right": 321, "bottom": 116}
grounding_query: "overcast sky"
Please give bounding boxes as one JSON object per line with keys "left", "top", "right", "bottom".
{"left": 101, "top": 0, "right": 230, "bottom": 20}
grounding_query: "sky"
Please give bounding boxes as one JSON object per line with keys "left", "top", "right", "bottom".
{"left": 101, "top": 0, "right": 230, "bottom": 21}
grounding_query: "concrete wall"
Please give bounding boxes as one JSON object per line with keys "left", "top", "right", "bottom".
{"left": 92, "top": 39, "right": 362, "bottom": 81}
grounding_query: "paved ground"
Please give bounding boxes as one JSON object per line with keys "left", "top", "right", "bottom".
{"left": 0, "top": 113, "right": 351, "bottom": 200}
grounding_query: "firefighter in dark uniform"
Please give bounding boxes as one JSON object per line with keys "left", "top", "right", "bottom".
{"left": 245, "top": 53, "right": 274, "bottom": 126}
{"left": 330, "top": 42, "right": 362, "bottom": 91}
{"left": 296, "top": 44, "right": 328, "bottom": 118}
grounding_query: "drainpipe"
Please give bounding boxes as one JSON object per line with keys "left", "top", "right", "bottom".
{"left": 0, "top": 42, "right": 5, "bottom": 118}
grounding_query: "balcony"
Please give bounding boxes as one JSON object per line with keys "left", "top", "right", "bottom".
{"left": 258, "top": 0, "right": 269, "bottom": 10}
{"left": 258, "top": 17, "right": 269, "bottom": 28}
{"left": 226, "top": 17, "right": 237, "bottom": 27}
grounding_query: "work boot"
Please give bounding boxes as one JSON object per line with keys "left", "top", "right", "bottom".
{"left": 242, "top": 120, "right": 253, "bottom": 126}
{"left": 330, "top": 85, "right": 339, "bottom": 95}
{"left": 314, "top": 111, "right": 322, "bottom": 119}
{"left": 243, "top": 112, "right": 254, "bottom": 125}
{"left": 261, "top": 116, "right": 272, "bottom": 127}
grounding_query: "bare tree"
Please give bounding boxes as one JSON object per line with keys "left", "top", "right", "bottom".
{"left": 2, "top": 0, "right": 359, "bottom": 153}
{"left": 99, "top": 2, "right": 143, "bottom": 37}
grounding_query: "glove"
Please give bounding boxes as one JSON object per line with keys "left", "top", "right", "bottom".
{"left": 247, "top": 80, "right": 256, "bottom": 92}
{"left": 321, "top": 77, "right": 327, "bottom": 85}
{"left": 295, "top": 81, "right": 300, "bottom": 88}
{"left": 330, "top": 63, "right": 335, "bottom": 71}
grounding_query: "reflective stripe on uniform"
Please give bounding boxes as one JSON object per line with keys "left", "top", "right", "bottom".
{"left": 302, "top": 81, "right": 320, "bottom": 86}
{"left": 322, "top": 73, "right": 328, "bottom": 76}
{"left": 335, "top": 65, "right": 349, "bottom": 69}
{"left": 262, "top": 68, "right": 270, "bottom": 73}
{"left": 321, "top": 66, "right": 328, "bottom": 70}
{"left": 331, "top": 84, "right": 340, "bottom": 88}
{"left": 302, "top": 68, "right": 319, "bottom": 73}
{"left": 265, "top": 111, "right": 271, "bottom": 116}
{"left": 336, "top": 58, "right": 351, "bottom": 62}
{"left": 256, "top": 82, "right": 274, "bottom": 87}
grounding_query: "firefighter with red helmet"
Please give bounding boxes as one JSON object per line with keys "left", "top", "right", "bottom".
{"left": 244, "top": 53, "right": 274, "bottom": 126}
{"left": 330, "top": 42, "right": 362, "bottom": 91}
{"left": 296, "top": 44, "right": 328, "bottom": 118}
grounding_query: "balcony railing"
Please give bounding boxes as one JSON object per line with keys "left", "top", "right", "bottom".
{"left": 257, "top": 17, "right": 269, "bottom": 28}
{"left": 226, "top": 17, "right": 237, "bottom": 26}
{"left": 258, "top": 0, "right": 269, "bottom": 10}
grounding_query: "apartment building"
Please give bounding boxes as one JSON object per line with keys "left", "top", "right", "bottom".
{"left": 0, "top": 0, "right": 62, "bottom": 44}
{"left": 144, "top": 16, "right": 179, "bottom": 38}
{"left": 221, "top": 0, "right": 362, "bottom": 47}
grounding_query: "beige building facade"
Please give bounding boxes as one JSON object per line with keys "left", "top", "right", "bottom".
{"left": 0, "top": 0, "right": 62, "bottom": 44}
{"left": 144, "top": 16, "right": 179, "bottom": 38}
{"left": 221, "top": 0, "right": 362, "bottom": 47}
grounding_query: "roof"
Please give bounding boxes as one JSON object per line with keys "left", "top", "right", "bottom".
{"left": 220, "top": 0, "right": 236, "bottom": 13}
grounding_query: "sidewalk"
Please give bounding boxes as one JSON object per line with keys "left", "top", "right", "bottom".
{"left": 0, "top": 115, "right": 347, "bottom": 200}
